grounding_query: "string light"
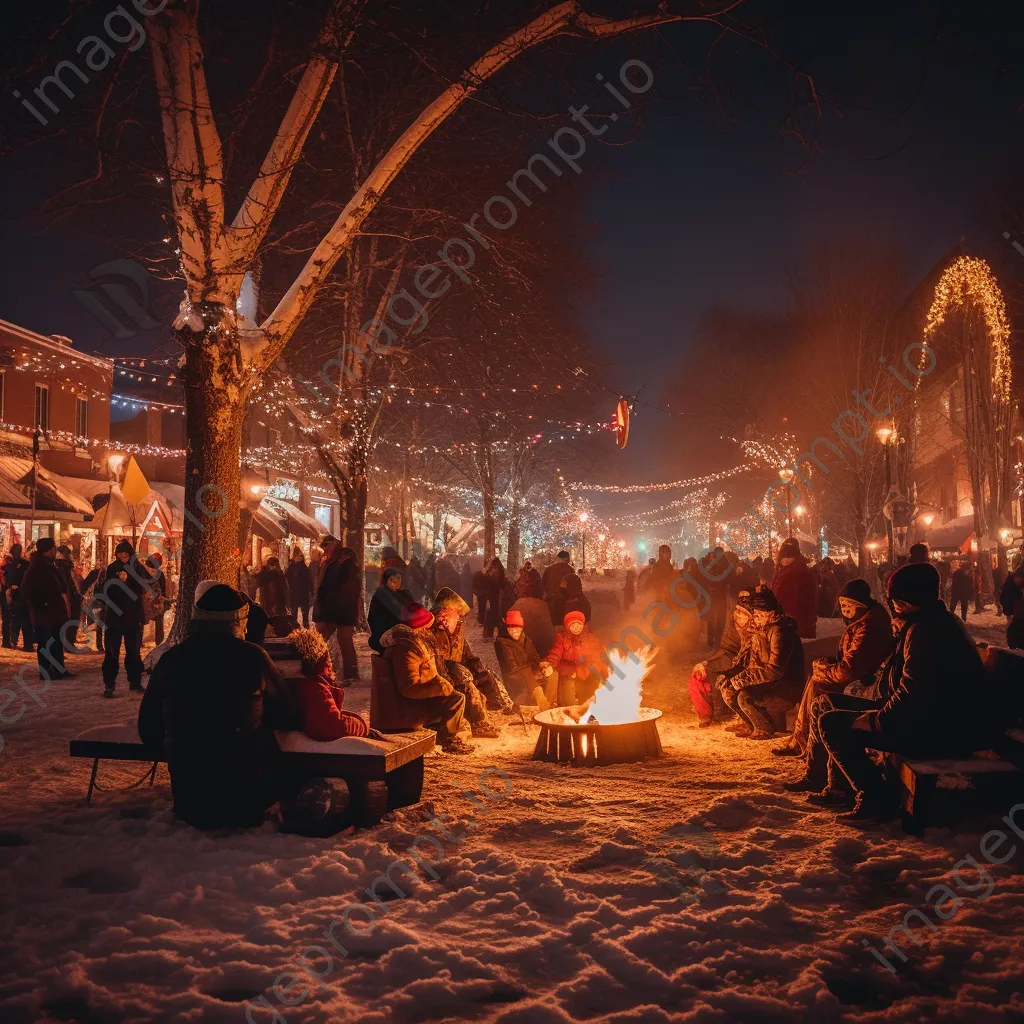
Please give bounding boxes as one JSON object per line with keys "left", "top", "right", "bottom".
{"left": 568, "top": 465, "right": 750, "bottom": 493}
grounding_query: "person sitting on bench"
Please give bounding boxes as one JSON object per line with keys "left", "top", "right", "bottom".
{"left": 688, "top": 589, "right": 755, "bottom": 727}
{"left": 493, "top": 609, "right": 551, "bottom": 705}
{"left": 378, "top": 605, "right": 474, "bottom": 755}
{"left": 288, "top": 627, "right": 371, "bottom": 740}
{"left": 817, "top": 562, "right": 991, "bottom": 825}
{"left": 721, "top": 586, "right": 803, "bottom": 740}
{"left": 773, "top": 578, "right": 893, "bottom": 756}
{"left": 138, "top": 584, "right": 295, "bottom": 829}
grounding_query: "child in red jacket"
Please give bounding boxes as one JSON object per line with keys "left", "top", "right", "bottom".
{"left": 542, "top": 610, "right": 608, "bottom": 707}
{"left": 288, "top": 628, "right": 370, "bottom": 740}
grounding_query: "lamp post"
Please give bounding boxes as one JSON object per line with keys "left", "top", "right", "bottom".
{"left": 578, "top": 511, "right": 589, "bottom": 571}
{"left": 778, "top": 467, "right": 794, "bottom": 539}
{"left": 876, "top": 426, "right": 894, "bottom": 565}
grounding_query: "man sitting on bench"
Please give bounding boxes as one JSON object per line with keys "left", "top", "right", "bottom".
{"left": 817, "top": 562, "right": 992, "bottom": 825}
{"left": 139, "top": 584, "right": 295, "bottom": 829}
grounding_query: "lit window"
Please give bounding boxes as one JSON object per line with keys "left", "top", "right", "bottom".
{"left": 34, "top": 384, "right": 49, "bottom": 429}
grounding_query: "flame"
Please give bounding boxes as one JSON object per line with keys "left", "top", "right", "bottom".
{"left": 585, "top": 647, "right": 656, "bottom": 725}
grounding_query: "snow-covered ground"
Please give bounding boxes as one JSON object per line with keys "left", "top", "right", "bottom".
{"left": 1, "top": 592, "right": 1023, "bottom": 1023}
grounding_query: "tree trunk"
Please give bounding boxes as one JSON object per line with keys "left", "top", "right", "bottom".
{"left": 170, "top": 320, "right": 247, "bottom": 642}
{"left": 507, "top": 499, "right": 522, "bottom": 574}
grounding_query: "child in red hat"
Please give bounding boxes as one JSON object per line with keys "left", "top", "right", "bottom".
{"left": 542, "top": 610, "right": 608, "bottom": 707}
{"left": 493, "top": 608, "right": 551, "bottom": 706}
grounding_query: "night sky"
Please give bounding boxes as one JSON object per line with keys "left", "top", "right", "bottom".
{"left": 2, "top": 1, "right": 1022, "bottom": 488}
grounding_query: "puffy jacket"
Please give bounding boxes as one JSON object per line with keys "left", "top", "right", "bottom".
{"left": 138, "top": 619, "right": 294, "bottom": 829}
{"left": 314, "top": 554, "right": 362, "bottom": 626}
{"left": 429, "top": 618, "right": 490, "bottom": 683}
{"left": 494, "top": 632, "right": 542, "bottom": 698}
{"left": 379, "top": 624, "right": 452, "bottom": 700}
{"left": 545, "top": 627, "right": 609, "bottom": 682}
{"left": 772, "top": 556, "right": 818, "bottom": 638}
{"left": 730, "top": 613, "right": 804, "bottom": 690}
{"left": 21, "top": 553, "right": 71, "bottom": 628}
{"left": 872, "top": 600, "right": 989, "bottom": 744}
{"left": 705, "top": 615, "right": 752, "bottom": 679}
{"left": 818, "top": 602, "right": 894, "bottom": 687}
{"left": 292, "top": 671, "right": 369, "bottom": 740}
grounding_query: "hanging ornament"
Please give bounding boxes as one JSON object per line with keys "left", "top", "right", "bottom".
{"left": 614, "top": 397, "right": 631, "bottom": 449}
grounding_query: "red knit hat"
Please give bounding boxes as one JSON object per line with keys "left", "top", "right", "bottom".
{"left": 563, "top": 610, "right": 586, "bottom": 629}
{"left": 504, "top": 610, "right": 524, "bottom": 628}
{"left": 407, "top": 605, "right": 434, "bottom": 629}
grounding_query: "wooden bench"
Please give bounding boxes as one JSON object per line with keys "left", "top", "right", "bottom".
{"left": 69, "top": 722, "right": 436, "bottom": 823}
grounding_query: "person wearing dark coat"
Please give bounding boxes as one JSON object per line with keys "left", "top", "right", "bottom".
{"left": 701, "top": 547, "right": 730, "bottom": 650}
{"left": 513, "top": 560, "right": 543, "bottom": 600}
{"left": 772, "top": 579, "right": 894, "bottom": 756}
{"left": 54, "top": 546, "right": 84, "bottom": 647}
{"left": 144, "top": 552, "right": 168, "bottom": 646}
{"left": 688, "top": 589, "right": 755, "bottom": 726}
{"left": 138, "top": 584, "right": 295, "bottom": 829}
{"left": 481, "top": 557, "right": 514, "bottom": 641}
{"left": 999, "top": 564, "right": 1024, "bottom": 650}
{"left": 21, "top": 537, "right": 73, "bottom": 679}
{"left": 622, "top": 567, "right": 636, "bottom": 611}
{"left": 367, "top": 567, "right": 421, "bottom": 654}
{"left": 772, "top": 538, "right": 817, "bottom": 638}
{"left": 240, "top": 592, "right": 270, "bottom": 647}
{"left": 561, "top": 571, "right": 592, "bottom": 622}
{"left": 285, "top": 546, "right": 312, "bottom": 627}
{"left": 99, "top": 539, "right": 153, "bottom": 696}
{"left": 493, "top": 609, "right": 549, "bottom": 704}
{"left": 642, "top": 545, "right": 679, "bottom": 603}
{"left": 1, "top": 543, "right": 32, "bottom": 651}
{"left": 950, "top": 561, "right": 974, "bottom": 622}
{"left": 720, "top": 586, "right": 804, "bottom": 738}
{"left": 818, "top": 562, "right": 991, "bottom": 823}
{"left": 542, "top": 551, "right": 574, "bottom": 625}
{"left": 255, "top": 556, "right": 289, "bottom": 619}
{"left": 314, "top": 545, "right": 362, "bottom": 682}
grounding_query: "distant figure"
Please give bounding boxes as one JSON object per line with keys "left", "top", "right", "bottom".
{"left": 950, "top": 561, "right": 973, "bottom": 622}
{"left": 286, "top": 546, "right": 312, "bottom": 627}
{"left": 999, "top": 563, "right": 1024, "bottom": 649}
{"left": 514, "top": 560, "right": 543, "bottom": 600}
{"left": 642, "top": 545, "right": 679, "bottom": 603}
{"left": 772, "top": 538, "right": 817, "bottom": 639}
{"left": 255, "top": 556, "right": 289, "bottom": 618}
{"left": 622, "top": 566, "right": 636, "bottom": 611}
{"left": 314, "top": 545, "right": 362, "bottom": 683}
{"left": 21, "top": 537, "right": 72, "bottom": 680}
{"left": 908, "top": 542, "right": 929, "bottom": 564}
{"left": 481, "top": 557, "right": 514, "bottom": 641}
{"left": 1, "top": 543, "right": 31, "bottom": 651}
{"left": 561, "top": 572, "right": 592, "bottom": 622}
{"left": 367, "top": 567, "right": 420, "bottom": 655}
{"left": 542, "top": 551, "right": 574, "bottom": 625}
{"left": 98, "top": 540, "right": 152, "bottom": 697}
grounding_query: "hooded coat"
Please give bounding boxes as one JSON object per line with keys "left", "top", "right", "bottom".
{"left": 367, "top": 569, "right": 422, "bottom": 654}
{"left": 138, "top": 617, "right": 294, "bottom": 829}
{"left": 21, "top": 552, "right": 71, "bottom": 628}
{"left": 771, "top": 555, "right": 817, "bottom": 638}
{"left": 818, "top": 602, "right": 894, "bottom": 687}
{"left": 255, "top": 563, "right": 289, "bottom": 617}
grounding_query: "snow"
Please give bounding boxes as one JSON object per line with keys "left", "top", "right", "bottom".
{"left": 1, "top": 590, "right": 1022, "bottom": 1023}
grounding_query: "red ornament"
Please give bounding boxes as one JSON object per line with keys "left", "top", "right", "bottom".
{"left": 614, "top": 398, "right": 630, "bottom": 449}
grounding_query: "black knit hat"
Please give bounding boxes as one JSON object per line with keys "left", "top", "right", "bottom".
{"left": 115, "top": 539, "right": 134, "bottom": 555}
{"left": 194, "top": 583, "right": 247, "bottom": 622}
{"left": 778, "top": 538, "right": 800, "bottom": 559}
{"left": 735, "top": 589, "right": 755, "bottom": 610}
{"left": 57, "top": 545, "right": 72, "bottom": 557}
{"left": 36, "top": 537, "right": 55, "bottom": 554}
{"left": 750, "top": 585, "right": 780, "bottom": 611}
{"left": 839, "top": 578, "right": 872, "bottom": 607}
{"left": 887, "top": 562, "right": 940, "bottom": 606}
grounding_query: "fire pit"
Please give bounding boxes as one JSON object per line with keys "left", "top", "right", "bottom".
{"left": 532, "top": 706, "right": 663, "bottom": 765}
{"left": 531, "top": 647, "right": 664, "bottom": 766}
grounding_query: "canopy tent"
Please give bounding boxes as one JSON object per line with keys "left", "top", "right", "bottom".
{"left": 259, "top": 496, "right": 328, "bottom": 540}
{"left": 87, "top": 483, "right": 178, "bottom": 538}
{"left": 924, "top": 514, "right": 975, "bottom": 553}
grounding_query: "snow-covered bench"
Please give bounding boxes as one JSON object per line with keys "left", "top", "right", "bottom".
{"left": 69, "top": 722, "right": 436, "bottom": 820}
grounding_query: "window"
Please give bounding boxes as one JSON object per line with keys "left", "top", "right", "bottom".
{"left": 34, "top": 384, "right": 49, "bottom": 429}
{"left": 75, "top": 397, "right": 88, "bottom": 438}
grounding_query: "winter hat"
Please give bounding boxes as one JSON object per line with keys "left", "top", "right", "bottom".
{"left": 563, "top": 610, "right": 586, "bottom": 629}
{"left": 749, "top": 586, "right": 780, "bottom": 612}
{"left": 194, "top": 583, "right": 247, "bottom": 622}
{"left": 887, "top": 562, "right": 940, "bottom": 607}
{"left": 57, "top": 544, "right": 72, "bottom": 557}
{"left": 778, "top": 538, "right": 800, "bottom": 559}
{"left": 432, "top": 587, "right": 470, "bottom": 616}
{"left": 380, "top": 567, "right": 404, "bottom": 587}
{"left": 557, "top": 550, "right": 570, "bottom": 561}
{"left": 408, "top": 604, "right": 435, "bottom": 630}
{"left": 735, "top": 589, "right": 755, "bottom": 610}
{"left": 504, "top": 609, "right": 525, "bottom": 628}
{"left": 36, "top": 537, "right": 56, "bottom": 555}
{"left": 288, "top": 626, "right": 330, "bottom": 667}
{"left": 839, "top": 578, "right": 873, "bottom": 607}
{"left": 194, "top": 579, "right": 219, "bottom": 604}
{"left": 115, "top": 539, "right": 134, "bottom": 555}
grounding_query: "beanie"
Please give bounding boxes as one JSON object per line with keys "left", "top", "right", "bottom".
{"left": 839, "top": 578, "right": 873, "bottom": 607}
{"left": 408, "top": 605, "right": 434, "bottom": 630}
{"left": 778, "top": 538, "right": 800, "bottom": 559}
{"left": 115, "top": 539, "right": 134, "bottom": 555}
{"left": 887, "top": 562, "right": 940, "bottom": 607}
{"left": 194, "top": 583, "right": 247, "bottom": 622}
{"left": 57, "top": 544, "right": 72, "bottom": 557}
{"left": 194, "top": 579, "right": 219, "bottom": 604}
{"left": 432, "top": 587, "right": 470, "bottom": 615}
{"left": 750, "top": 586, "right": 780, "bottom": 612}
{"left": 563, "top": 610, "right": 586, "bottom": 629}
{"left": 504, "top": 609, "right": 525, "bottom": 628}
{"left": 36, "top": 537, "right": 56, "bottom": 555}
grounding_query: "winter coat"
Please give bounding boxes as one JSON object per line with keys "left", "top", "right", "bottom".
{"left": 730, "top": 612, "right": 804, "bottom": 691}
{"left": 286, "top": 559, "right": 312, "bottom": 608}
{"left": 428, "top": 618, "right": 490, "bottom": 683}
{"left": 21, "top": 553, "right": 71, "bottom": 628}
{"left": 771, "top": 556, "right": 818, "bottom": 638}
{"left": 142, "top": 558, "right": 167, "bottom": 621}
{"left": 314, "top": 554, "right": 362, "bottom": 626}
{"left": 376, "top": 623, "right": 454, "bottom": 731}
{"left": 728, "top": 562, "right": 760, "bottom": 597}
{"left": 951, "top": 568, "right": 975, "bottom": 603}
{"left": 541, "top": 560, "right": 573, "bottom": 601}
{"left": 705, "top": 616, "right": 752, "bottom": 680}
{"left": 292, "top": 670, "right": 369, "bottom": 740}
{"left": 642, "top": 557, "right": 678, "bottom": 602}
{"left": 544, "top": 627, "right": 608, "bottom": 683}
{"left": 367, "top": 581, "right": 421, "bottom": 654}
{"left": 1, "top": 553, "right": 28, "bottom": 599}
{"left": 138, "top": 618, "right": 295, "bottom": 829}
{"left": 870, "top": 600, "right": 989, "bottom": 746}
{"left": 817, "top": 603, "right": 894, "bottom": 688}
{"left": 561, "top": 574, "right": 592, "bottom": 622}
{"left": 514, "top": 566, "right": 543, "bottom": 600}
{"left": 97, "top": 556, "right": 154, "bottom": 628}
{"left": 494, "top": 631, "right": 542, "bottom": 699}
{"left": 255, "top": 566, "right": 289, "bottom": 617}
{"left": 999, "top": 574, "right": 1024, "bottom": 620}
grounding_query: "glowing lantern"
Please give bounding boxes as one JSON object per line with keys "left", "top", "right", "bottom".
{"left": 614, "top": 398, "right": 630, "bottom": 449}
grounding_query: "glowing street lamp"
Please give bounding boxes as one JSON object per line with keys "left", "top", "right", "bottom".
{"left": 923, "top": 514, "right": 934, "bottom": 527}
{"left": 778, "top": 467, "right": 794, "bottom": 537}
{"left": 578, "top": 511, "right": 589, "bottom": 569}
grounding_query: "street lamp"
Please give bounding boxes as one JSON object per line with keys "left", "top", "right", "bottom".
{"left": 578, "top": 511, "right": 589, "bottom": 570}
{"left": 778, "top": 467, "right": 794, "bottom": 538}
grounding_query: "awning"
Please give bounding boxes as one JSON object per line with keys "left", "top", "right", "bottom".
{"left": 0, "top": 458, "right": 94, "bottom": 518}
{"left": 925, "top": 514, "right": 975, "bottom": 552}
{"left": 87, "top": 483, "right": 178, "bottom": 537}
{"left": 260, "top": 496, "right": 328, "bottom": 540}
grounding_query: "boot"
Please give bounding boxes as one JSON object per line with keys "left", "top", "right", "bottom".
{"left": 806, "top": 790, "right": 852, "bottom": 808}
{"left": 102, "top": 686, "right": 115, "bottom": 699}
{"left": 471, "top": 717, "right": 501, "bottom": 739}
{"left": 441, "top": 736, "right": 476, "bottom": 755}
{"left": 532, "top": 686, "right": 550, "bottom": 712}
{"left": 771, "top": 737, "right": 802, "bottom": 757}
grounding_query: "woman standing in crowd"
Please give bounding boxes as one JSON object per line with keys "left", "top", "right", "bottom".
{"left": 314, "top": 544, "right": 362, "bottom": 684}
{"left": 286, "top": 546, "right": 312, "bottom": 627}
